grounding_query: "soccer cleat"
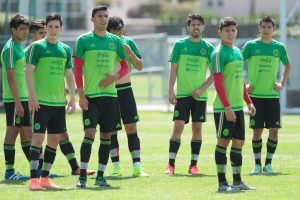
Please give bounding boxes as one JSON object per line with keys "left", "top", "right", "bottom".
{"left": 218, "top": 183, "right": 240, "bottom": 193}
{"left": 188, "top": 165, "right": 200, "bottom": 175}
{"left": 133, "top": 165, "right": 149, "bottom": 177}
{"left": 107, "top": 166, "right": 122, "bottom": 177}
{"left": 251, "top": 164, "right": 262, "bottom": 174}
{"left": 40, "top": 177, "right": 62, "bottom": 189}
{"left": 72, "top": 168, "right": 96, "bottom": 176}
{"left": 48, "top": 173, "right": 59, "bottom": 178}
{"left": 5, "top": 170, "right": 30, "bottom": 181}
{"left": 233, "top": 181, "right": 256, "bottom": 190}
{"left": 76, "top": 176, "right": 87, "bottom": 188}
{"left": 263, "top": 164, "right": 274, "bottom": 174}
{"left": 29, "top": 178, "right": 43, "bottom": 190}
{"left": 94, "top": 176, "right": 111, "bottom": 187}
{"left": 164, "top": 164, "right": 175, "bottom": 175}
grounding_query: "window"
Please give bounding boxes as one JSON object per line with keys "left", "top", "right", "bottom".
{"left": 1, "top": 0, "right": 18, "bottom": 12}
{"left": 46, "top": 0, "right": 61, "bottom": 12}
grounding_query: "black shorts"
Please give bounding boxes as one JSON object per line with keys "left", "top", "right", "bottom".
{"left": 4, "top": 101, "right": 31, "bottom": 127}
{"left": 214, "top": 110, "right": 245, "bottom": 140}
{"left": 83, "top": 96, "right": 121, "bottom": 133}
{"left": 32, "top": 105, "right": 66, "bottom": 134}
{"left": 249, "top": 97, "right": 281, "bottom": 129}
{"left": 116, "top": 83, "right": 139, "bottom": 124}
{"left": 173, "top": 96, "right": 206, "bottom": 124}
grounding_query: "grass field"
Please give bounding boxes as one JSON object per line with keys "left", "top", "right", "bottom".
{"left": 0, "top": 109, "right": 299, "bottom": 200}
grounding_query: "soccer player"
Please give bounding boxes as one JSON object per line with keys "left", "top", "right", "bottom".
{"left": 26, "top": 20, "right": 95, "bottom": 177}
{"left": 164, "top": 14, "right": 214, "bottom": 175}
{"left": 1, "top": 13, "right": 31, "bottom": 181}
{"left": 74, "top": 5, "right": 129, "bottom": 188}
{"left": 106, "top": 16, "right": 148, "bottom": 177}
{"left": 26, "top": 13, "right": 76, "bottom": 190}
{"left": 242, "top": 16, "right": 291, "bottom": 174}
{"left": 211, "top": 17, "right": 256, "bottom": 192}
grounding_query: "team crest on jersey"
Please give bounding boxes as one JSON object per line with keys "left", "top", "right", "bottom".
{"left": 229, "top": 54, "right": 233, "bottom": 59}
{"left": 273, "top": 49, "right": 279, "bottom": 57}
{"left": 200, "top": 48, "right": 207, "bottom": 56}
{"left": 109, "top": 42, "right": 115, "bottom": 50}
{"left": 254, "top": 49, "right": 261, "bottom": 54}
{"left": 45, "top": 50, "right": 51, "bottom": 54}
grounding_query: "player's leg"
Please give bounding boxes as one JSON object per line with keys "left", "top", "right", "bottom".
{"left": 108, "top": 131, "right": 122, "bottom": 176}
{"left": 19, "top": 102, "right": 32, "bottom": 162}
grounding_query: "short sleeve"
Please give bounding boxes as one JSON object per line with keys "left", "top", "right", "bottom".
{"left": 169, "top": 42, "right": 180, "bottom": 63}
{"left": 74, "top": 37, "right": 85, "bottom": 59}
{"left": 279, "top": 44, "right": 290, "bottom": 65}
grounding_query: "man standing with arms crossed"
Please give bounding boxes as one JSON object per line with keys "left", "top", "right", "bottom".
{"left": 26, "top": 13, "right": 76, "bottom": 190}
{"left": 1, "top": 13, "right": 31, "bottom": 181}
{"left": 164, "top": 14, "right": 214, "bottom": 175}
{"left": 106, "top": 16, "right": 148, "bottom": 177}
{"left": 74, "top": 5, "right": 129, "bottom": 188}
{"left": 242, "top": 16, "right": 291, "bottom": 174}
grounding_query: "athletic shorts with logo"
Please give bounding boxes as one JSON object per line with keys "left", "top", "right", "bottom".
{"left": 4, "top": 101, "right": 31, "bottom": 127}
{"left": 173, "top": 96, "right": 206, "bottom": 124}
{"left": 116, "top": 82, "right": 139, "bottom": 124}
{"left": 83, "top": 96, "right": 121, "bottom": 132}
{"left": 214, "top": 110, "right": 245, "bottom": 140}
{"left": 32, "top": 105, "right": 66, "bottom": 134}
{"left": 249, "top": 97, "right": 281, "bottom": 129}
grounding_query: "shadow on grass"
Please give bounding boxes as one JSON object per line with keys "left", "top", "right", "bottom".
{"left": 0, "top": 179, "right": 28, "bottom": 185}
{"left": 75, "top": 186, "right": 121, "bottom": 191}
{"left": 215, "top": 190, "right": 245, "bottom": 194}
{"left": 248, "top": 172, "right": 288, "bottom": 177}
{"left": 170, "top": 173, "right": 216, "bottom": 178}
{"left": 95, "top": 176, "right": 138, "bottom": 180}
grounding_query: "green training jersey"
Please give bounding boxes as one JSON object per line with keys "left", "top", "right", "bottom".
{"left": 169, "top": 37, "right": 214, "bottom": 101}
{"left": 121, "top": 36, "right": 142, "bottom": 71}
{"left": 242, "top": 39, "right": 290, "bottom": 98}
{"left": 211, "top": 43, "right": 244, "bottom": 112}
{"left": 27, "top": 38, "right": 72, "bottom": 106}
{"left": 74, "top": 32, "right": 126, "bottom": 98}
{"left": 1, "top": 38, "right": 28, "bottom": 102}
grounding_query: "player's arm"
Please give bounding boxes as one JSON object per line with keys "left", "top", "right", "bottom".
{"left": 6, "top": 68, "right": 24, "bottom": 117}
{"left": 192, "top": 67, "right": 214, "bottom": 99}
{"left": 100, "top": 59, "right": 129, "bottom": 88}
{"left": 26, "top": 64, "right": 40, "bottom": 112}
{"left": 243, "top": 82, "right": 256, "bottom": 116}
{"left": 65, "top": 68, "right": 76, "bottom": 114}
{"left": 274, "top": 63, "right": 291, "bottom": 92}
{"left": 168, "top": 62, "right": 177, "bottom": 105}
{"left": 123, "top": 43, "right": 143, "bottom": 71}
{"left": 74, "top": 56, "right": 88, "bottom": 111}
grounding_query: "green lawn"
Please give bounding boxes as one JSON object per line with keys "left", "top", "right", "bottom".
{"left": 0, "top": 110, "right": 299, "bottom": 200}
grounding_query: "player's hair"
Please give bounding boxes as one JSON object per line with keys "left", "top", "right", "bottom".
{"left": 29, "top": 20, "right": 45, "bottom": 33}
{"left": 259, "top": 15, "right": 275, "bottom": 27}
{"left": 92, "top": 5, "right": 108, "bottom": 17}
{"left": 107, "top": 16, "right": 124, "bottom": 32}
{"left": 46, "top": 13, "right": 63, "bottom": 26}
{"left": 219, "top": 17, "right": 237, "bottom": 30}
{"left": 9, "top": 13, "right": 29, "bottom": 30}
{"left": 186, "top": 14, "right": 205, "bottom": 26}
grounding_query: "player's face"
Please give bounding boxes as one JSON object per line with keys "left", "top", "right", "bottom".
{"left": 219, "top": 25, "right": 237, "bottom": 45}
{"left": 110, "top": 28, "right": 123, "bottom": 37}
{"left": 46, "top": 20, "right": 62, "bottom": 41}
{"left": 92, "top": 10, "right": 109, "bottom": 32}
{"left": 259, "top": 21, "right": 275, "bottom": 39}
{"left": 11, "top": 24, "right": 29, "bottom": 42}
{"left": 31, "top": 27, "right": 46, "bottom": 41}
{"left": 187, "top": 19, "right": 204, "bottom": 38}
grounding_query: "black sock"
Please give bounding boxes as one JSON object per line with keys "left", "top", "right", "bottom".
{"left": 252, "top": 139, "right": 262, "bottom": 165}
{"left": 4, "top": 144, "right": 15, "bottom": 171}
{"left": 41, "top": 145, "right": 57, "bottom": 177}
{"left": 110, "top": 133, "right": 120, "bottom": 165}
{"left": 230, "top": 147, "right": 242, "bottom": 183}
{"left": 21, "top": 141, "right": 31, "bottom": 161}
{"left": 215, "top": 145, "right": 227, "bottom": 183}
{"left": 80, "top": 137, "right": 94, "bottom": 177}
{"left": 29, "top": 146, "right": 41, "bottom": 178}
{"left": 190, "top": 140, "right": 202, "bottom": 167}
{"left": 97, "top": 138, "right": 111, "bottom": 177}
{"left": 39, "top": 147, "right": 43, "bottom": 170}
{"left": 60, "top": 139, "right": 79, "bottom": 171}
{"left": 168, "top": 138, "right": 181, "bottom": 167}
{"left": 265, "top": 138, "right": 278, "bottom": 165}
{"left": 127, "top": 132, "right": 141, "bottom": 164}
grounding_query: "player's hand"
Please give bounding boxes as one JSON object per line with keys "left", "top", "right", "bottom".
{"left": 192, "top": 88, "right": 203, "bottom": 99}
{"left": 273, "top": 82, "right": 283, "bottom": 92}
{"left": 246, "top": 84, "right": 254, "bottom": 93}
{"left": 28, "top": 93, "right": 40, "bottom": 113}
{"left": 247, "top": 103, "right": 256, "bottom": 116}
{"left": 168, "top": 90, "right": 177, "bottom": 105}
{"left": 123, "top": 43, "right": 133, "bottom": 55}
{"left": 100, "top": 73, "right": 116, "bottom": 88}
{"left": 79, "top": 95, "right": 88, "bottom": 111}
{"left": 15, "top": 101, "right": 24, "bottom": 117}
{"left": 66, "top": 98, "right": 76, "bottom": 114}
{"left": 225, "top": 107, "right": 236, "bottom": 122}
